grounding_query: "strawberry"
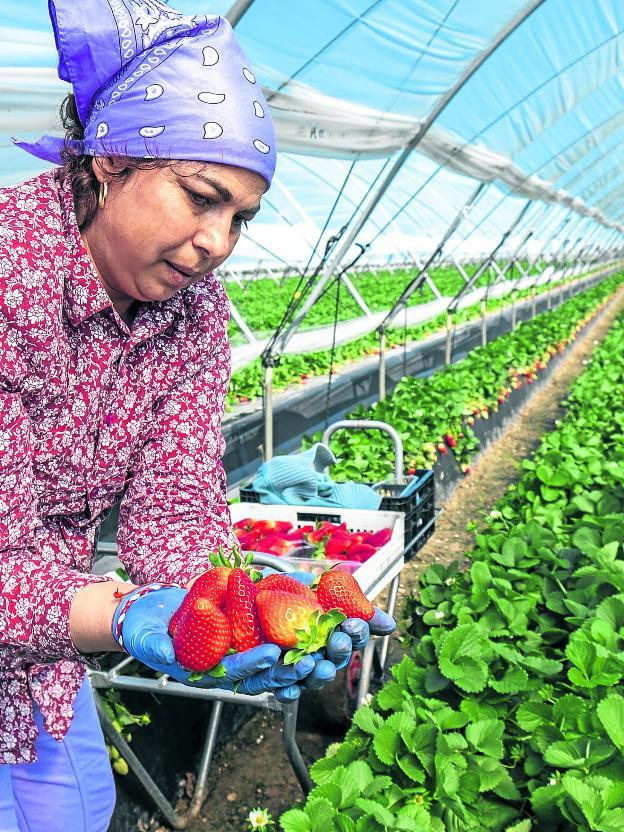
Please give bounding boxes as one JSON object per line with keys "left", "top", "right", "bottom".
{"left": 250, "top": 519, "right": 293, "bottom": 535}
{"left": 316, "top": 571, "right": 375, "bottom": 621}
{"left": 173, "top": 597, "right": 232, "bottom": 671}
{"left": 363, "top": 528, "right": 392, "bottom": 548}
{"left": 226, "top": 567, "right": 264, "bottom": 652}
{"left": 347, "top": 543, "right": 376, "bottom": 562}
{"left": 189, "top": 566, "right": 230, "bottom": 606}
{"left": 255, "top": 590, "right": 344, "bottom": 664}
{"left": 233, "top": 518, "right": 254, "bottom": 531}
{"left": 438, "top": 443, "right": 447, "bottom": 455}
{"left": 257, "top": 573, "right": 318, "bottom": 603}
{"left": 251, "top": 535, "right": 296, "bottom": 556}
{"left": 325, "top": 534, "right": 355, "bottom": 558}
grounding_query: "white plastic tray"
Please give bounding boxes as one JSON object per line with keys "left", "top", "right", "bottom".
{"left": 230, "top": 502, "right": 405, "bottom": 601}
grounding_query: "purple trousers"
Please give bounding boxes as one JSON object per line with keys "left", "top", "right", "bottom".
{"left": 0, "top": 680, "right": 116, "bottom": 831}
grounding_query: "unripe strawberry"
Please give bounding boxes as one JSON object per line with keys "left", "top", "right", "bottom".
{"left": 438, "top": 443, "right": 447, "bottom": 455}
{"left": 256, "top": 590, "right": 322, "bottom": 648}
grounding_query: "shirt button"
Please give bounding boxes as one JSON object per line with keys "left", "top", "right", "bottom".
{"left": 104, "top": 412, "right": 117, "bottom": 426}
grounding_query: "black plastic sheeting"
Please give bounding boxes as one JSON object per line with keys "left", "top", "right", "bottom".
{"left": 223, "top": 272, "right": 608, "bottom": 488}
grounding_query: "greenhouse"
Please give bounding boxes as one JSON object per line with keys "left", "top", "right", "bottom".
{"left": 2, "top": 0, "right": 624, "bottom": 830}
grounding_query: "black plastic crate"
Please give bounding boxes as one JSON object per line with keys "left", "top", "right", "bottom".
{"left": 238, "top": 468, "right": 435, "bottom": 561}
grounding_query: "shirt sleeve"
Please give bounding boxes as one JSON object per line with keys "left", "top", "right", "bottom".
{"left": 0, "top": 330, "right": 109, "bottom": 673}
{"left": 116, "top": 321, "right": 236, "bottom": 586}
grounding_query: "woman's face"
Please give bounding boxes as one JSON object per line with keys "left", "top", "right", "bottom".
{"left": 85, "top": 160, "right": 266, "bottom": 307}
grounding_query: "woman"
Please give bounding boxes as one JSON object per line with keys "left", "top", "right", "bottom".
{"left": 0, "top": 2, "right": 394, "bottom": 829}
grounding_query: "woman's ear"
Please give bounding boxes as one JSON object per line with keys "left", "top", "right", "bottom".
{"left": 91, "top": 156, "right": 128, "bottom": 183}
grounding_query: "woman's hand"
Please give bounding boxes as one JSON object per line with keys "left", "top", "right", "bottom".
{"left": 112, "top": 585, "right": 320, "bottom": 701}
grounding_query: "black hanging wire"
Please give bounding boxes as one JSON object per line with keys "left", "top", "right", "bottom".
{"left": 324, "top": 271, "right": 343, "bottom": 430}
{"left": 402, "top": 301, "right": 408, "bottom": 377}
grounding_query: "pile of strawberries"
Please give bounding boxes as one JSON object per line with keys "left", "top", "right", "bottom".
{"left": 169, "top": 550, "right": 375, "bottom": 674}
{"left": 233, "top": 518, "right": 392, "bottom": 563}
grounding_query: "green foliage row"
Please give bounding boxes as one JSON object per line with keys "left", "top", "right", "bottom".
{"left": 226, "top": 268, "right": 583, "bottom": 409}
{"left": 280, "top": 303, "right": 624, "bottom": 832}
{"left": 306, "top": 274, "right": 624, "bottom": 479}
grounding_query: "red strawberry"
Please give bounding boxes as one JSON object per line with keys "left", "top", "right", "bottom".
{"left": 251, "top": 535, "right": 295, "bottom": 556}
{"left": 363, "top": 528, "right": 392, "bottom": 548}
{"left": 316, "top": 571, "right": 375, "bottom": 621}
{"left": 173, "top": 597, "right": 231, "bottom": 671}
{"left": 347, "top": 543, "right": 377, "bottom": 562}
{"left": 233, "top": 518, "right": 254, "bottom": 531}
{"left": 438, "top": 443, "right": 447, "bottom": 455}
{"left": 226, "top": 568, "right": 264, "bottom": 652}
{"left": 257, "top": 573, "right": 318, "bottom": 603}
{"left": 250, "top": 519, "right": 293, "bottom": 535}
{"left": 325, "top": 534, "right": 354, "bottom": 558}
{"left": 190, "top": 566, "right": 230, "bottom": 606}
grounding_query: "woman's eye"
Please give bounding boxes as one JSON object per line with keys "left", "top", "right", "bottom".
{"left": 187, "top": 190, "right": 213, "bottom": 208}
{"left": 233, "top": 215, "right": 249, "bottom": 230}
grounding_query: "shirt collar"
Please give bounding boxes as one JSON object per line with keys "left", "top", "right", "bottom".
{"left": 56, "top": 173, "right": 187, "bottom": 332}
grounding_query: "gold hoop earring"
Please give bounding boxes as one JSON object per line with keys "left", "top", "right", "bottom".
{"left": 98, "top": 180, "right": 108, "bottom": 209}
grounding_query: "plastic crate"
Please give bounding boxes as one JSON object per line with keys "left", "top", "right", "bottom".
{"left": 229, "top": 502, "right": 405, "bottom": 600}
{"left": 239, "top": 467, "right": 435, "bottom": 561}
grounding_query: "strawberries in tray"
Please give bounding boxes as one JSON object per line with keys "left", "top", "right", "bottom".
{"left": 169, "top": 545, "right": 377, "bottom": 675}
{"left": 232, "top": 516, "right": 393, "bottom": 565}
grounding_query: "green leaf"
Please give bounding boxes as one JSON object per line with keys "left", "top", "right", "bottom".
{"left": 437, "top": 625, "right": 490, "bottom": 693}
{"left": 355, "top": 798, "right": 394, "bottom": 827}
{"left": 597, "top": 695, "right": 624, "bottom": 752}
{"left": 489, "top": 667, "right": 530, "bottom": 693}
{"left": 562, "top": 774, "right": 603, "bottom": 828}
{"left": 373, "top": 722, "right": 402, "bottom": 765}
{"left": 280, "top": 808, "right": 312, "bottom": 832}
{"left": 573, "top": 526, "right": 602, "bottom": 551}
{"left": 352, "top": 707, "right": 383, "bottom": 735}
{"left": 465, "top": 719, "right": 504, "bottom": 759}
{"left": 396, "top": 754, "right": 426, "bottom": 784}
{"left": 505, "top": 821, "right": 531, "bottom": 832}
{"left": 307, "top": 797, "right": 335, "bottom": 832}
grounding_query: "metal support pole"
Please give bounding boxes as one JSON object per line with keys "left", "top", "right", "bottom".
{"left": 282, "top": 701, "right": 314, "bottom": 794}
{"left": 263, "top": 364, "right": 273, "bottom": 461}
{"left": 481, "top": 298, "right": 487, "bottom": 346}
{"left": 445, "top": 312, "right": 453, "bottom": 366}
{"left": 378, "top": 329, "right": 387, "bottom": 401}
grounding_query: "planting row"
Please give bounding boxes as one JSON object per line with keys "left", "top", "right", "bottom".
{"left": 305, "top": 273, "right": 624, "bottom": 482}
{"left": 280, "top": 300, "right": 624, "bottom": 831}
{"left": 226, "top": 260, "right": 544, "bottom": 339}
{"left": 226, "top": 269, "right": 596, "bottom": 409}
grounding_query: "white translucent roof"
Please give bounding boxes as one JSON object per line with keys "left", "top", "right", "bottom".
{"left": 2, "top": 0, "right": 623, "bottom": 274}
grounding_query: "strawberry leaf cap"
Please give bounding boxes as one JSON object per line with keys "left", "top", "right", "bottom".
{"left": 282, "top": 609, "right": 347, "bottom": 665}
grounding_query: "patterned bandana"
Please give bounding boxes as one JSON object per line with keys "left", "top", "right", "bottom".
{"left": 13, "top": 0, "right": 276, "bottom": 185}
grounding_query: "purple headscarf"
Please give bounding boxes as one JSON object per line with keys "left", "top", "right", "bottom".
{"left": 13, "top": 0, "right": 276, "bottom": 186}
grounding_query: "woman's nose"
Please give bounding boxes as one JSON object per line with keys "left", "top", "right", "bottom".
{"left": 194, "top": 217, "right": 232, "bottom": 261}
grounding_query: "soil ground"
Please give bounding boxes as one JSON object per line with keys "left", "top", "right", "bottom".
{"left": 145, "top": 289, "right": 624, "bottom": 832}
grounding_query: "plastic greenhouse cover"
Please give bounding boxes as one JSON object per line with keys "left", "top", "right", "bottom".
{"left": 2, "top": 0, "right": 623, "bottom": 276}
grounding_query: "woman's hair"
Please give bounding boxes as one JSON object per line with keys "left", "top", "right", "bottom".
{"left": 57, "top": 94, "right": 170, "bottom": 228}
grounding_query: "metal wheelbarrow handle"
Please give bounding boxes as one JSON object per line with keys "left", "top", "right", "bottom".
{"left": 321, "top": 419, "right": 405, "bottom": 484}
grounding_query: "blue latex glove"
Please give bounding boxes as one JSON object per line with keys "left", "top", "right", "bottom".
{"left": 112, "top": 586, "right": 315, "bottom": 702}
{"left": 281, "top": 571, "right": 396, "bottom": 690}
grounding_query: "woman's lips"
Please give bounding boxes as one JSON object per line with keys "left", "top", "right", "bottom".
{"left": 164, "top": 261, "right": 196, "bottom": 288}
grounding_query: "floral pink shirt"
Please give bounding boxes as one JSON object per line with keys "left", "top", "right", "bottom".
{"left": 0, "top": 170, "right": 234, "bottom": 763}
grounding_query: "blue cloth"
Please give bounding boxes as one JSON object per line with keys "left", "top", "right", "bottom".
{"left": 253, "top": 443, "right": 381, "bottom": 510}
{"left": 13, "top": 0, "right": 276, "bottom": 186}
{"left": 0, "top": 680, "right": 115, "bottom": 832}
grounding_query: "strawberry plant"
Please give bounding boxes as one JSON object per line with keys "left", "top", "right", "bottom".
{"left": 226, "top": 264, "right": 596, "bottom": 408}
{"left": 302, "top": 274, "right": 624, "bottom": 482}
{"left": 280, "top": 309, "right": 624, "bottom": 831}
